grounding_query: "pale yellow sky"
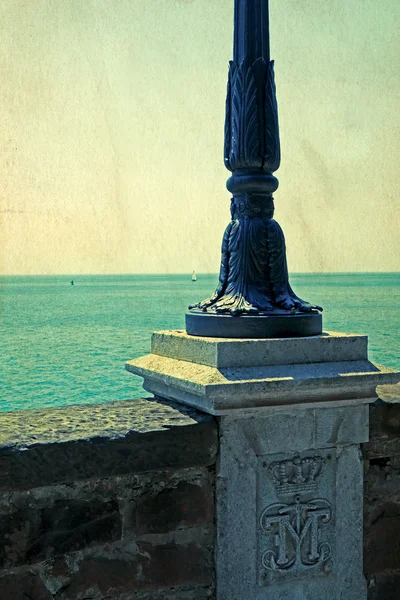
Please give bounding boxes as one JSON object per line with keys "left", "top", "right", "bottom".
{"left": 0, "top": 0, "right": 399, "bottom": 275}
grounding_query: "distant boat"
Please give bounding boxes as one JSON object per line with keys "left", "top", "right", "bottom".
{"left": 70, "top": 280, "right": 74, "bottom": 286}
{"left": 191, "top": 271, "right": 197, "bottom": 282}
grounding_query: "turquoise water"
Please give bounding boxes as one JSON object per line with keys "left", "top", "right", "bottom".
{"left": 0, "top": 273, "right": 399, "bottom": 412}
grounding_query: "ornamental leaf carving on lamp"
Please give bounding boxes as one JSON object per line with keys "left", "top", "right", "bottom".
{"left": 186, "top": 0, "right": 323, "bottom": 338}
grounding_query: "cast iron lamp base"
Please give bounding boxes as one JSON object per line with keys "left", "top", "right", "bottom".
{"left": 186, "top": 197, "right": 323, "bottom": 339}
{"left": 185, "top": 20, "right": 323, "bottom": 340}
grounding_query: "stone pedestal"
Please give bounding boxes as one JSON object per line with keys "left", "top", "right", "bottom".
{"left": 126, "top": 331, "right": 400, "bottom": 600}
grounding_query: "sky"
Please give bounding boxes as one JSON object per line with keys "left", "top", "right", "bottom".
{"left": 0, "top": 0, "right": 399, "bottom": 275}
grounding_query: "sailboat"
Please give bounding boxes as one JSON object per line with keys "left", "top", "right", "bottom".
{"left": 191, "top": 270, "right": 197, "bottom": 282}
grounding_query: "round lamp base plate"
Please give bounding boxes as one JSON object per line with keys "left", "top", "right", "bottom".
{"left": 185, "top": 310, "right": 323, "bottom": 339}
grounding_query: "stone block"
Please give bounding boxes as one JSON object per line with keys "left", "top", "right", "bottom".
{"left": 364, "top": 459, "right": 400, "bottom": 501}
{"left": 0, "top": 498, "right": 121, "bottom": 568}
{"left": 0, "top": 571, "right": 53, "bottom": 599}
{"left": 367, "top": 397, "right": 400, "bottom": 450}
{"left": 363, "top": 435, "right": 400, "bottom": 460}
{"left": 334, "top": 444, "right": 366, "bottom": 598}
{"left": 39, "top": 557, "right": 71, "bottom": 596}
{"left": 136, "top": 480, "right": 214, "bottom": 535}
{"left": 137, "top": 541, "right": 214, "bottom": 587}
{"left": 0, "top": 509, "right": 40, "bottom": 568}
{"left": 151, "top": 330, "right": 369, "bottom": 368}
{"left": 315, "top": 404, "right": 369, "bottom": 446}
{"left": 364, "top": 501, "right": 400, "bottom": 574}
{"left": 220, "top": 411, "right": 315, "bottom": 459}
{"left": 59, "top": 556, "right": 146, "bottom": 598}
{"left": 32, "top": 498, "right": 121, "bottom": 563}
{"left": 219, "top": 405, "right": 369, "bottom": 463}
{"left": 127, "top": 353, "right": 399, "bottom": 415}
{"left": 62, "top": 543, "right": 213, "bottom": 599}
{"left": 216, "top": 408, "right": 367, "bottom": 600}
{"left": 367, "top": 573, "right": 400, "bottom": 600}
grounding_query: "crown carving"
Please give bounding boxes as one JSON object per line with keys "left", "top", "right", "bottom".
{"left": 269, "top": 454, "right": 325, "bottom": 496}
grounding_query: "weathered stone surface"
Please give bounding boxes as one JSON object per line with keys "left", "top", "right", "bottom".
{"left": 0, "top": 397, "right": 212, "bottom": 447}
{"left": 68, "top": 589, "right": 216, "bottom": 600}
{"left": 0, "top": 495, "right": 121, "bottom": 568}
{"left": 66, "top": 589, "right": 216, "bottom": 600}
{"left": 364, "top": 435, "right": 400, "bottom": 460}
{"left": 335, "top": 444, "right": 366, "bottom": 598}
{"left": 0, "top": 395, "right": 217, "bottom": 599}
{"left": 364, "top": 460, "right": 400, "bottom": 506}
{"left": 40, "top": 557, "right": 71, "bottom": 595}
{"left": 0, "top": 460, "right": 216, "bottom": 597}
{"left": 127, "top": 352, "right": 399, "bottom": 414}
{"left": 0, "top": 570, "right": 53, "bottom": 599}
{"left": 0, "top": 398, "right": 217, "bottom": 491}
{"left": 0, "top": 508, "right": 40, "bottom": 568}
{"left": 375, "top": 383, "right": 400, "bottom": 404}
{"left": 220, "top": 404, "right": 368, "bottom": 458}
{"left": 363, "top": 401, "right": 400, "bottom": 600}
{"left": 315, "top": 404, "right": 369, "bottom": 446}
{"left": 127, "top": 331, "right": 399, "bottom": 414}
{"left": 137, "top": 541, "right": 214, "bottom": 587}
{"left": 122, "top": 590, "right": 215, "bottom": 600}
{"left": 216, "top": 407, "right": 367, "bottom": 600}
{"left": 136, "top": 480, "right": 214, "bottom": 535}
{"left": 364, "top": 502, "right": 400, "bottom": 574}
{"left": 221, "top": 410, "right": 315, "bottom": 456}
{"left": 364, "top": 395, "right": 400, "bottom": 460}
{"left": 151, "top": 330, "right": 368, "bottom": 368}
{"left": 366, "top": 573, "right": 400, "bottom": 600}
{"left": 370, "top": 394, "right": 400, "bottom": 435}
{"left": 58, "top": 543, "right": 213, "bottom": 599}
{"left": 34, "top": 498, "right": 120, "bottom": 564}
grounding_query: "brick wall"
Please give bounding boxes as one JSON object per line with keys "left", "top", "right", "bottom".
{"left": 0, "top": 398, "right": 218, "bottom": 600}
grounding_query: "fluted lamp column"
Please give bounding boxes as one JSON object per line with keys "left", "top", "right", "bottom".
{"left": 186, "top": 0, "right": 322, "bottom": 338}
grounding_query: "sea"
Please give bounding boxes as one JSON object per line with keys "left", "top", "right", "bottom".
{"left": 0, "top": 273, "right": 399, "bottom": 413}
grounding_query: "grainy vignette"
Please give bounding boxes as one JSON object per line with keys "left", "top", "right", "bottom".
{"left": 0, "top": 1, "right": 399, "bottom": 599}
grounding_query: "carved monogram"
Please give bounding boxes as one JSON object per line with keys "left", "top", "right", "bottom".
{"left": 260, "top": 495, "right": 332, "bottom": 573}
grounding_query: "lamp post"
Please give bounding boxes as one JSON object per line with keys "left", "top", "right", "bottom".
{"left": 126, "top": 7, "right": 400, "bottom": 597}
{"left": 186, "top": 0, "right": 322, "bottom": 338}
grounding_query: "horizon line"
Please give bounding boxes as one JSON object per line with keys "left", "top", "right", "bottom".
{"left": 1, "top": 271, "right": 399, "bottom": 278}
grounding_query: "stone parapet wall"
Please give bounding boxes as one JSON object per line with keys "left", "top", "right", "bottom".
{"left": 2, "top": 385, "right": 400, "bottom": 600}
{"left": 0, "top": 399, "right": 218, "bottom": 600}
{"left": 363, "top": 385, "right": 400, "bottom": 600}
